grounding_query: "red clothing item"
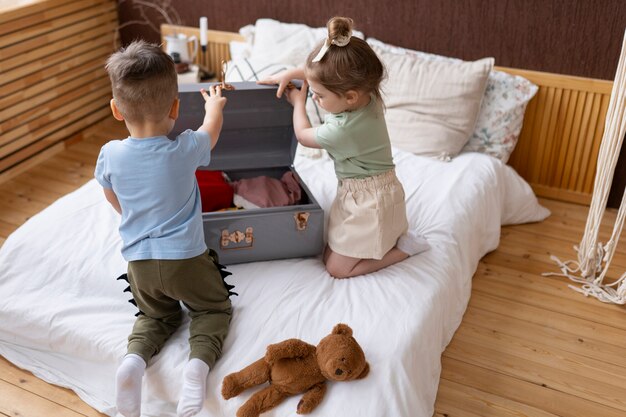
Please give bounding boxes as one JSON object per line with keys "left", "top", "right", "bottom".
{"left": 196, "top": 170, "right": 234, "bottom": 212}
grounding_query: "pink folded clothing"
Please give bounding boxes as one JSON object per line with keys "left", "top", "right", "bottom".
{"left": 232, "top": 172, "right": 302, "bottom": 208}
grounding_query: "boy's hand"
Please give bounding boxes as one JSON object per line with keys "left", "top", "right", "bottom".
{"left": 285, "top": 80, "right": 308, "bottom": 108}
{"left": 200, "top": 85, "right": 227, "bottom": 111}
{"left": 199, "top": 85, "right": 227, "bottom": 149}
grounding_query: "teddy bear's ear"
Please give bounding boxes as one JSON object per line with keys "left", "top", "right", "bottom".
{"left": 357, "top": 362, "right": 370, "bottom": 379}
{"left": 332, "top": 323, "right": 353, "bottom": 337}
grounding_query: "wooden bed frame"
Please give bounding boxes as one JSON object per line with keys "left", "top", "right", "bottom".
{"left": 162, "top": 23, "right": 613, "bottom": 206}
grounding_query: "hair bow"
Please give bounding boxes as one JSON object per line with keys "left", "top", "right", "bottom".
{"left": 312, "top": 32, "right": 352, "bottom": 63}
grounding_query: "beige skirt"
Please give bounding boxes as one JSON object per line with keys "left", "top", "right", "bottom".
{"left": 327, "top": 169, "right": 408, "bottom": 260}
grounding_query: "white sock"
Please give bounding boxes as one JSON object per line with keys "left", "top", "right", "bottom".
{"left": 177, "top": 358, "right": 210, "bottom": 417}
{"left": 116, "top": 354, "right": 146, "bottom": 417}
{"left": 397, "top": 230, "right": 431, "bottom": 256}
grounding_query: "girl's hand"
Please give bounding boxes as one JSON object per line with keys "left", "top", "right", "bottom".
{"left": 257, "top": 72, "right": 291, "bottom": 98}
{"left": 285, "top": 80, "right": 308, "bottom": 108}
{"left": 257, "top": 67, "right": 305, "bottom": 98}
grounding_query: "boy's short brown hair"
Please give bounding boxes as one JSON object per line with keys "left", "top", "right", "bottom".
{"left": 105, "top": 40, "right": 177, "bottom": 124}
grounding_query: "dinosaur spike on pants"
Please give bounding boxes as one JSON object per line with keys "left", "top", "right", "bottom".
{"left": 116, "top": 273, "right": 129, "bottom": 282}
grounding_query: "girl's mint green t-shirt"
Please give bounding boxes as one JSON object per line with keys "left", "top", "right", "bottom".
{"left": 315, "top": 96, "right": 394, "bottom": 179}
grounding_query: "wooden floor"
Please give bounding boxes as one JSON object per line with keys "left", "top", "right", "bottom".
{"left": 1, "top": 117, "right": 625, "bottom": 417}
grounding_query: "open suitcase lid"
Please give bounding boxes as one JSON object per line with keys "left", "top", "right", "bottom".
{"left": 170, "top": 82, "right": 297, "bottom": 171}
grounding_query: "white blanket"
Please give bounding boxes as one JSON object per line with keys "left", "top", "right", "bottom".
{"left": 0, "top": 150, "right": 548, "bottom": 417}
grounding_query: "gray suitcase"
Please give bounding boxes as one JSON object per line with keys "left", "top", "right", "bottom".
{"left": 171, "top": 82, "right": 325, "bottom": 265}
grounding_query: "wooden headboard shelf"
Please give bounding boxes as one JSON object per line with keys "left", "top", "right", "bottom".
{"left": 161, "top": 24, "right": 244, "bottom": 78}
{"left": 162, "top": 24, "right": 612, "bottom": 205}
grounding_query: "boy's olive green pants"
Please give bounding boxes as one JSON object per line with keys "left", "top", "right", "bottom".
{"left": 126, "top": 250, "right": 232, "bottom": 368}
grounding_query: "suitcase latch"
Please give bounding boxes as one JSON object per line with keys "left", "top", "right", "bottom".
{"left": 294, "top": 212, "right": 310, "bottom": 231}
{"left": 221, "top": 227, "right": 253, "bottom": 249}
{"left": 219, "top": 60, "right": 236, "bottom": 91}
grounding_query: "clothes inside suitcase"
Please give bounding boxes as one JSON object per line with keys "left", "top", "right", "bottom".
{"left": 171, "top": 82, "right": 325, "bottom": 265}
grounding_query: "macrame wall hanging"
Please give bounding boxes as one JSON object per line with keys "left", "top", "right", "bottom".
{"left": 545, "top": 30, "right": 626, "bottom": 304}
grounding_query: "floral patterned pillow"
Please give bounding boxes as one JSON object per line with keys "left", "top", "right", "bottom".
{"left": 367, "top": 38, "right": 538, "bottom": 162}
{"left": 463, "top": 71, "right": 538, "bottom": 162}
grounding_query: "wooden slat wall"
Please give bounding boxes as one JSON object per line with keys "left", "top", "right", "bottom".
{"left": 501, "top": 68, "right": 613, "bottom": 205}
{"left": 162, "top": 24, "right": 614, "bottom": 206}
{"left": 0, "top": 0, "right": 118, "bottom": 182}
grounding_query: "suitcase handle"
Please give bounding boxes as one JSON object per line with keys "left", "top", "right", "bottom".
{"left": 220, "top": 227, "right": 254, "bottom": 250}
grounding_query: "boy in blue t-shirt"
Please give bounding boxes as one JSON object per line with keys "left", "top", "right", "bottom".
{"left": 94, "top": 40, "right": 229, "bottom": 417}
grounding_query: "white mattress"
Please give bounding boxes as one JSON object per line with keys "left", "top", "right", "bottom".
{"left": 0, "top": 149, "right": 549, "bottom": 417}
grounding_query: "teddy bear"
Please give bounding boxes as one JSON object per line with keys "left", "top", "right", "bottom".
{"left": 221, "top": 323, "right": 369, "bottom": 417}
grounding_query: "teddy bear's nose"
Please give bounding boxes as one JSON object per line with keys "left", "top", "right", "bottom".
{"left": 335, "top": 368, "right": 343, "bottom": 376}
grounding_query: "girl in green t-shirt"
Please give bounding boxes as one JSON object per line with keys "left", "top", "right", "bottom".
{"left": 260, "top": 16, "right": 430, "bottom": 278}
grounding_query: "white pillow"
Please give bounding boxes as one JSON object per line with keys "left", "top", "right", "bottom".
{"left": 373, "top": 44, "right": 493, "bottom": 159}
{"left": 224, "top": 57, "right": 291, "bottom": 83}
{"left": 367, "top": 38, "right": 538, "bottom": 162}
{"left": 229, "top": 24, "right": 255, "bottom": 60}
{"left": 249, "top": 18, "right": 364, "bottom": 67}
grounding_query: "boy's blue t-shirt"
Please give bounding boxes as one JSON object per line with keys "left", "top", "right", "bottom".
{"left": 94, "top": 129, "right": 211, "bottom": 261}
